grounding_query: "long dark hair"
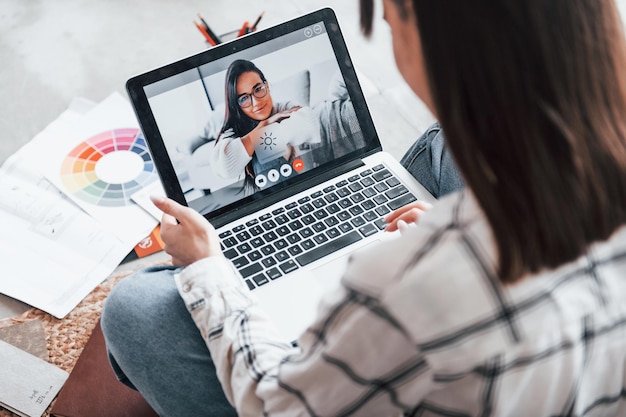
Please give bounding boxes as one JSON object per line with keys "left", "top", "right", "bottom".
{"left": 218, "top": 59, "right": 268, "bottom": 191}
{"left": 361, "top": 0, "right": 626, "bottom": 282}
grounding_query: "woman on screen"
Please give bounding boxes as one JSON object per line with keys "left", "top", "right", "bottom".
{"left": 210, "top": 59, "right": 364, "bottom": 192}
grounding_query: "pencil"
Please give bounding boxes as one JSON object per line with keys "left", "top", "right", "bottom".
{"left": 198, "top": 13, "right": 222, "bottom": 44}
{"left": 250, "top": 11, "right": 265, "bottom": 32}
{"left": 194, "top": 21, "right": 217, "bottom": 46}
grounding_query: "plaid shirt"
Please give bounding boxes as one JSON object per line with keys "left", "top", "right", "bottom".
{"left": 176, "top": 190, "right": 626, "bottom": 417}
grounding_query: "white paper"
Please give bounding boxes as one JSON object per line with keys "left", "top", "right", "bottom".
{"left": 0, "top": 176, "right": 130, "bottom": 318}
{"left": 131, "top": 179, "right": 166, "bottom": 221}
{"left": 0, "top": 97, "right": 150, "bottom": 317}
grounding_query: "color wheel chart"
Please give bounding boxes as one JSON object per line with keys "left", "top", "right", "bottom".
{"left": 60, "top": 128, "right": 156, "bottom": 207}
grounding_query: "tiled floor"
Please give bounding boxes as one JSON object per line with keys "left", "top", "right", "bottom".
{"left": 0, "top": 1, "right": 435, "bottom": 319}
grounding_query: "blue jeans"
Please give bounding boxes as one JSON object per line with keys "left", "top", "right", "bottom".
{"left": 101, "top": 265, "right": 238, "bottom": 417}
{"left": 400, "top": 123, "right": 464, "bottom": 198}
{"left": 101, "top": 124, "right": 463, "bottom": 416}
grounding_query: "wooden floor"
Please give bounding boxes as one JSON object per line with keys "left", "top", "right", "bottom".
{"left": 0, "top": 0, "right": 435, "bottom": 318}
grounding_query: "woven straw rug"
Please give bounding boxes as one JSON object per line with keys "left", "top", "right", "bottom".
{"left": 0, "top": 267, "right": 144, "bottom": 417}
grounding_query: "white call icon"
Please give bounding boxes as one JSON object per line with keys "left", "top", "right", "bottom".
{"left": 267, "top": 169, "right": 280, "bottom": 182}
{"left": 255, "top": 174, "right": 267, "bottom": 187}
{"left": 280, "top": 164, "right": 293, "bottom": 177}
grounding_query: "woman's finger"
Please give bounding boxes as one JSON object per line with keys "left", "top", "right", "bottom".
{"left": 385, "top": 201, "right": 433, "bottom": 224}
{"left": 384, "top": 200, "right": 433, "bottom": 232}
{"left": 385, "top": 209, "right": 424, "bottom": 232}
{"left": 150, "top": 196, "right": 222, "bottom": 265}
{"left": 285, "top": 105, "right": 301, "bottom": 113}
{"left": 151, "top": 196, "right": 194, "bottom": 223}
{"left": 268, "top": 106, "right": 302, "bottom": 124}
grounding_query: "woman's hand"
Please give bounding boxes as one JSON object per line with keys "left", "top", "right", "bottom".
{"left": 263, "top": 105, "right": 301, "bottom": 126}
{"left": 384, "top": 201, "right": 433, "bottom": 233}
{"left": 151, "top": 196, "right": 223, "bottom": 266}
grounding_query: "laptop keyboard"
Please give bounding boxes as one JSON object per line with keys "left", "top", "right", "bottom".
{"left": 218, "top": 163, "right": 417, "bottom": 290}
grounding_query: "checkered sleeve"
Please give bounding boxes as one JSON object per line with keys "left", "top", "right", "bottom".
{"left": 257, "top": 283, "right": 433, "bottom": 416}
{"left": 176, "top": 254, "right": 434, "bottom": 417}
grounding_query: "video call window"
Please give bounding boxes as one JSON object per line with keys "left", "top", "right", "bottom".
{"left": 145, "top": 22, "right": 365, "bottom": 215}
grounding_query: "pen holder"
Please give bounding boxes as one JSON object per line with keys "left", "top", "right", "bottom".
{"left": 218, "top": 27, "right": 257, "bottom": 43}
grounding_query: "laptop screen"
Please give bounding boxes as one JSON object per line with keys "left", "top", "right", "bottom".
{"left": 127, "top": 9, "right": 379, "bottom": 220}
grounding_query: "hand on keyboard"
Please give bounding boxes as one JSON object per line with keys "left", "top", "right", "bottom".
{"left": 384, "top": 201, "right": 433, "bottom": 233}
{"left": 151, "top": 196, "right": 224, "bottom": 266}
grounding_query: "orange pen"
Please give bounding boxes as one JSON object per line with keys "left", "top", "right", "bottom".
{"left": 194, "top": 21, "right": 217, "bottom": 46}
{"left": 237, "top": 21, "right": 249, "bottom": 37}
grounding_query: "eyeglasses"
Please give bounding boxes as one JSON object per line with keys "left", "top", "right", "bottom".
{"left": 237, "top": 82, "right": 268, "bottom": 108}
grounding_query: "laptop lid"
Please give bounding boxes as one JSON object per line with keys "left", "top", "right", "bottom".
{"left": 126, "top": 8, "right": 381, "bottom": 228}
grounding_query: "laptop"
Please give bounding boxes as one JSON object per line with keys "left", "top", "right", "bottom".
{"left": 126, "top": 7, "right": 435, "bottom": 341}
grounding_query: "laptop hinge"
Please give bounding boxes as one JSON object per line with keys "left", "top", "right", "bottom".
{"left": 210, "top": 158, "right": 366, "bottom": 229}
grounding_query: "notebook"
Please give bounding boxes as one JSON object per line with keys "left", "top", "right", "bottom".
{"left": 126, "top": 8, "right": 435, "bottom": 341}
{"left": 50, "top": 320, "right": 158, "bottom": 417}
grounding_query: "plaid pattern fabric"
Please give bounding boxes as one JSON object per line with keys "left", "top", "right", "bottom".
{"left": 176, "top": 190, "right": 626, "bottom": 416}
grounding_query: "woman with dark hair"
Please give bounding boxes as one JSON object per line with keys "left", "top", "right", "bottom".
{"left": 210, "top": 59, "right": 301, "bottom": 191}
{"left": 210, "top": 59, "right": 364, "bottom": 192}
{"left": 102, "top": 0, "right": 626, "bottom": 415}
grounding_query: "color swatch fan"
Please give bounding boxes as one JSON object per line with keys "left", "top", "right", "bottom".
{"left": 39, "top": 93, "right": 158, "bottom": 248}
{"left": 60, "top": 128, "right": 156, "bottom": 207}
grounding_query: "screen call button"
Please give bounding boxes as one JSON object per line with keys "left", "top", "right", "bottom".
{"left": 292, "top": 158, "right": 305, "bottom": 172}
{"left": 267, "top": 169, "right": 280, "bottom": 183}
{"left": 255, "top": 174, "right": 267, "bottom": 188}
{"left": 280, "top": 164, "right": 293, "bottom": 177}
